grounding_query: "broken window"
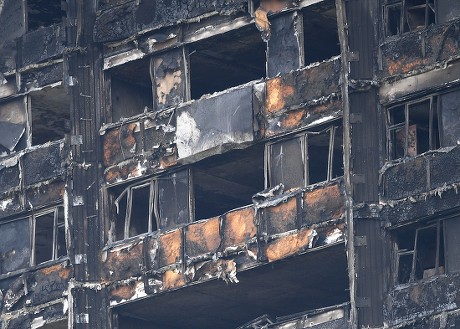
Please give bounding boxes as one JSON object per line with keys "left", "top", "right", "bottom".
{"left": 395, "top": 221, "right": 445, "bottom": 284}
{"left": 108, "top": 169, "right": 191, "bottom": 242}
{"left": 30, "top": 85, "right": 71, "bottom": 145}
{"left": 188, "top": 24, "right": 266, "bottom": 99}
{"left": 193, "top": 144, "right": 265, "bottom": 220}
{"left": 266, "top": 125, "right": 343, "bottom": 191}
{"left": 387, "top": 96, "right": 439, "bottom": 159}
{"left": 387, "top": 89, "right": 460, "bottom": 160}
{"left": 33, "top": 206, "right": 66, "bottom": 265}
{"left": 0, "top": 205, "right": 66, "bottom": 275}
{"left": 384, "top": 0, "right": 436, "bottom": 37}
{"left": 0, "top": 97, "right": 28, "bottom": 154}
{"left": 107, "top": 58, "right": 153, "bottom": 122}
{"left": 27, "top": 0, "right": 65, "bottom": 31}
{"left": 302, "top": 0, "right": 340, "bottom": 65}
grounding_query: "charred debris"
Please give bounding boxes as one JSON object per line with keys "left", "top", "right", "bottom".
{"left": 0, "top": 0, "right": 460, "bottom": 328}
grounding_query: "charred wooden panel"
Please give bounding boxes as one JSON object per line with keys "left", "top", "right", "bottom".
{"left": 381, "top": 19, "right": 460, "bottom": 78}
{"left": 19, "top": 24, "right": 66, "bottom": 68}
{"left": 267, "top": 12, "right": 302, "bottom": 78}
{"left": 265, "top": 58, "right": 341, "bottom": 115}
{"left": 176, "top": 86, "right": 254, "bottom": 159}
{"left": 153, "top": 48, "right": 187, "bottom": 111}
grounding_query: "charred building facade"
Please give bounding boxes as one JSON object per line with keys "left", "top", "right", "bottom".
{"left": 0, "top": 0, "right": 460, "bottom": 328}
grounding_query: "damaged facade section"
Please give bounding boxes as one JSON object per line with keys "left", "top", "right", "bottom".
{"left": 1, "top": 0, "right": 460, "bottom": 328}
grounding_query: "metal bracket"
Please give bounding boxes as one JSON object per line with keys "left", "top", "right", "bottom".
{"left": 351, "top": 174, "right": 365, "bottom": 184}
{"left": 75, "top": 313, "right": 89, "bottom": 323}
{"left": 75, "top": 254, "right": 87, "bottom": 264}
{"left": 349, "top": 113, "right": 362, "bottom": 124}
{"left": 349, "top": 51, "right": 360, "bottom": 61}
{"left": 70, "top": 135, "right": 83, "bottom": 145}
{"left": 356, "top": 297, "right": 371, "bottom": 308}
{"left": 355, "top": 236, "right": 367, "bottom": 247}
{"left": 73, "top": 196, "right": 84, "bottom": 206}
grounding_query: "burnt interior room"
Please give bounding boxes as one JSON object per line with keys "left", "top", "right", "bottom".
{"left": 115, "top": 243, "right": 349, "bottom": 329}
{"left": 193, "top": 143, "right": 265, "bottom": 220}
{"left": 27, "top": 0, "right": 65, "bottom": 31}
{"left": 108, "top": 58, "right": 153, "bottom": 122}
{"left": 302, "top": 0, "right": 340, "bottom": 65}
{"left": 30, "top": 85, "right": 71, "bottom": 145}
{"left": 189, "top": 24, "right": 266, "bottom": 100}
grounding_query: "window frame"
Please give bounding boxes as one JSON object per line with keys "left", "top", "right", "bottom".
{"left": 386, "top": 94, "right": 440, "bottom": 160}
{"left": 383, "top": 0, "right": 437, "bottom": 38}
{"left": 265, "top": 125, "right": 342, "bottom": 190}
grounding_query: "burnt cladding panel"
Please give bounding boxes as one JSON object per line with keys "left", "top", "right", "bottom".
{"left": 0, "top": 218, "right": 31, "bottom": 274}
{"left": 355, "top": 219, "right": 385, "bottom": 327}
{"left": 267, "top": 12, "right": 302, "bottom": 77}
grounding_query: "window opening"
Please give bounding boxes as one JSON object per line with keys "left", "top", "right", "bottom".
{"left": 108, "top": 58, "right": 153, "bottom": 122}
{"left": 384, "top": 0, "right": 436, "bottom": 37}
{"left": 30, "top": 85, "right": 71, "bottom": 145}
{"left": 33, "top": 206, "right": 66, "bottom": 265}
{"left": 267, "top": 125, "right": 343, "bottom": 190}
{"left": 193, "top": 144, "right": 265, "bottom": 220}
{"left": 302, "top": 0, "right": 340, "bottom": 65}
{"left": 109, "top": 169, "right": 191, "bottom": 242}
{"left": 387, "top": 96, "right": 439, "bottom": 160}
{"left": 27, "top": 0, "right": 65, "bottom": 31}
{"left": 0, "top": 97, "right": 28, "bottom": 154}
{"left": 189, "top": 24, "right": 266, "bottom": 100}
{"left": 395, "top": 221, "right": 445, "bottom": 284}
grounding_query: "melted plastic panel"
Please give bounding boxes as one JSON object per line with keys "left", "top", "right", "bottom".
{"left": 0, "top": 218, "right": 31, "bottom": 274}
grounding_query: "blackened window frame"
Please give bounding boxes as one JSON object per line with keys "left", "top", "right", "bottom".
{"left": 383, "top": 0, "right": 436, "bottom": 38}
{"left": 265, "top": 125, "right": 343, "bottom": 191}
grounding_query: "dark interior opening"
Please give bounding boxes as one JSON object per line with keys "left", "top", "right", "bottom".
{"left": 35, "top": 211, "right": 54, "bottom": 265}
{"left": 308, "top": 133, "right": 330, "bottom": 185}
{"left": 27, "top": 0, "right": 65, "bottom": 31}
{"left": 30, "top": 85, "right": 71, "bottom": 146}
{"left": 414, "top": 225, "right": 444, "bottom": 280}
{"left": 115, "top": 243, "right": 349, "bottom": 329}
{"left": 302, "top": 0, "right": 340, "bottom": 65}
{"left": 193, "top": 144, "right": 265, "bottom": 220}
{"left": 109, "top": 58, "right": 153, "bottom": 122}
{"left": 109, "top": 181, "right": 157, "bottom": 242}
{"left": 189, "top": 25, "right": 266, "bottom": 100}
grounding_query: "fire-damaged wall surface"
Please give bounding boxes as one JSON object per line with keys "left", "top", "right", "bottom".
{"left": 0, "top": 0, "right": 460, "bottom": 328}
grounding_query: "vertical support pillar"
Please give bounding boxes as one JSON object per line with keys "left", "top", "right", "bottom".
{"left": 266, "top": 11, "right": 304, "bottom": 78}
{"left": 66, "top": 0, "right": 108, "bottom": 328}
